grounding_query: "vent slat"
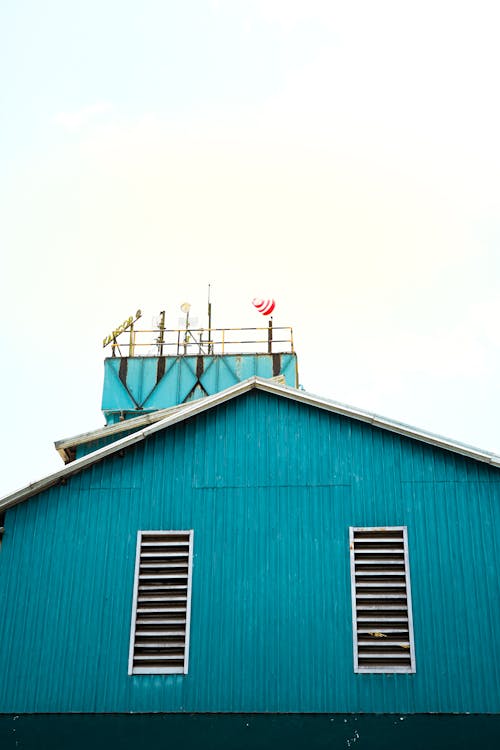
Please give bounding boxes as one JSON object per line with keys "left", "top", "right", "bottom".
{"left": 357, "top": 628, "right": 409, "bottom": 634}
{"left": 137, "top": 616, "right": 186, "bottom": 626}
{"left": 354, "top": 549, "right": 405, "bottom": 555}
{"left": 357, "top": 604, "right": 408, "bottom": 611}
{"left": 358, "top": 657, "right": 412, "bottom": 663}
{"left": 355, "top": 582, "right": 406, "bottom": 588}
{"left": 140, "top": 573, "right": 189, "bottom": 583}
{"left": 140, "top": 563, "right": 188, "bottom": 569}
{"left": 354, "top": 563, "right": 405, "bottom": 568}
{"left": 357, "top": 616, "right": 408, "bottom": 623}
{"left": 135, "top": 641, "right": 186, "bottom": 648}
{"left": 141, "top": 542, "right": 189, "bottom": 548}
{"left": 137, "top": 598, "right": 187, "bottom": 604}
{"left": 355, "top": 573, "right": 406, "bottom": 579}
{"left": 137, "top": 610, "right": 186, "bottom": 617}
{"left": 141, "top": 552, "right": 189, "bottom": 558}
{"left": 357, "top": 600, "right": 408, "bottom": 605}
{"left": 354, "top": 538, "right": 403, "bottom": 544}
{"left": 358, "top": 637, "right": 410, "bottom": 650}
{"left": 136, "top": 630, "right": 186, "bottom": 636}
{"left": 139, "top": 583, "right": 187, "bottom": 592}
{"left": 358, "top": 653, "right": 411, "bottom": 660}
{"left": 134, "top": 654, "right": 186, "bottom": 663}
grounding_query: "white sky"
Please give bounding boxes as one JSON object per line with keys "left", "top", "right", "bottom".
{"left": 1, "top": 1, "right": 500, "bottom": 495}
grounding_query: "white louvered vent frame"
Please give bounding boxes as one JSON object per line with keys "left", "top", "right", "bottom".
{"left": 350, "top": 526, "right": 416, "bottom": 673}
{"left": 128, "top": 530, "right": 193, "bottom": 675}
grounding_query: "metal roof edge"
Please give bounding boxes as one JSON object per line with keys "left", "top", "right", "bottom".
{"left": 254, "top": 378, "right": 500, "bottom": 467}
{"left": 2, "top": 376, "right": 500, "bottom": 512}
{"left": 54, "top": 403, "right": 190, "bottom": 461}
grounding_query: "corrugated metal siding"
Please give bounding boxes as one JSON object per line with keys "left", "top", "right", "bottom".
{"left": 1, "top": 390, "right": 500, "bottom": 713}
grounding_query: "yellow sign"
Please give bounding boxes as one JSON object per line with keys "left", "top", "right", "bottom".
{"left": 103, "top": 310, "right": 142, "bottom": 348}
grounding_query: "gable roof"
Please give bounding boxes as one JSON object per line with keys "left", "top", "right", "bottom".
{"left": 2, "top": 376, "right": 500, "bottom": 512}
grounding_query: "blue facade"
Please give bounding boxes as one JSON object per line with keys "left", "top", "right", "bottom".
{"left": 1, "top": 389, "right": 500, "bottom": 713}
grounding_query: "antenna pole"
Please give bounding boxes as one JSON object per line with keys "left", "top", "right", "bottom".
{"left": 184, "top": 308, "right": 190, "bottom": 355}
{"left": 129, "top": 322, "right": 135, "bottom": 357}
{"left": 157, "top": 310, "right": 165, "bottom": 357}
{"left": 208, "top": 283, "right": 212, "bottom": 354}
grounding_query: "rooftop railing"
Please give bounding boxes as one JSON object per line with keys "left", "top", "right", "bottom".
{"left": 103, "top": 324, "right": 294, "bottom": 357}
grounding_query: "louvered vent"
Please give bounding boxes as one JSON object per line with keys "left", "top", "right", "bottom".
{"left": 350, "top": 527, "right": 415, "bottom": 673}
{"left": 128, "top": 531, "right": 193, "bottom": 675}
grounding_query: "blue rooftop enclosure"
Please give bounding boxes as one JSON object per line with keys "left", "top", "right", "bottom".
{"left": 100, "top": 311, "right": 298, "bottom": 424}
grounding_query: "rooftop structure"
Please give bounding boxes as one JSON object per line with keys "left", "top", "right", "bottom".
{"left": 100, "top": 309, "right": 298, "bottom": 424}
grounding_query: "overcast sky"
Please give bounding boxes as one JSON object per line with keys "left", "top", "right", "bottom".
{"left": 1, "top": 1, "right": 500, "bottom": 496}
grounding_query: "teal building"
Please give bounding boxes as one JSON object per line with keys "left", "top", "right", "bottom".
{"left": 1, "top": 331, "right": 499, "bottom": 748}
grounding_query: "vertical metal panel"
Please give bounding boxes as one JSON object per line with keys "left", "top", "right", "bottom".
{"left": 1, "top": 390, "right": 500, "bottom": 713}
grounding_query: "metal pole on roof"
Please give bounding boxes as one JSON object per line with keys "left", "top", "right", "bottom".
{"left": 157, "top": 311, "right": 165, "bottom": 357}
{"left": 208, "top": 283, "right": 213, "bottom": 355}
{"left": 129, "top": 322, "right": 135, "bottom": 357}
{"left": 181, "top": 303, "right": 191, "bottom": 355}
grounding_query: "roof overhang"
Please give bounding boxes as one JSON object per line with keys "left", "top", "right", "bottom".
{"left": 55, "top": 403, "right": 191, "bottom": 463}
{"left": 2, "top": 377, "right": 500, "bottom": 512}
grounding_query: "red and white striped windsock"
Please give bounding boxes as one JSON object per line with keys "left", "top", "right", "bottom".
{"left": 252, "top": 298, "right": 276, "bottom": 316}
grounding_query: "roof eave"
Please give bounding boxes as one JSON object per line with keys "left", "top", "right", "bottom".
{"left": 54, "top": 404, "right": 191, "bottom": 463}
